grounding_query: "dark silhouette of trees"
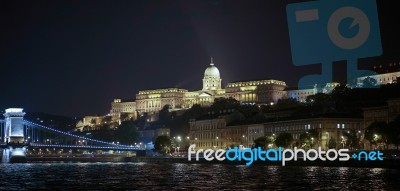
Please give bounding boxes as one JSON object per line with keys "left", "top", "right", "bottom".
{"left": 209, "top": 97, "right": 240, "bottom": 114}
{"left": 305, "top": 93, "right": 335, "bottom": 113}
{"left": 388, "top": 116, "right": 400, "bottom": 149}
{"left": 115, "top": 120, "right": 140, "bottom": 145}
{"left": 327, "top": 137, "right": 337, "bottom": 149}
{"left": 253, "top": 135, "right": 274, "bottom": 149}
{"left": 275, "top": 98, "right": 301, "bottom": 110}
{"left": 90, "top": 118, "right": 97, "bottom": 126}
{"left": 154, "top": 135, "right": 171, "bottom": 154}
{"left": 159, "top": 104, "right": 171, "bottom": 123}
{"left": 166, "top": 104, "right": 207, "bottom": 137}
{"left": 362, "top": 77, "right": 378, "bottom": 88}
{"left": 299, "top": 129, "right": 319, "bottom": 148}
{"left": 365, "top": 119, "right": 400, "bottom": 150}
{"left": 102, "top": 116, "right": 112, "bottom": 124}
{"left": 120, "top": 113, "right": 130, "bottom": 122}
{"left": 275, "top": 132, "right": 293, "bottom": 148}
{"left": 82, "top": 125, "right": 90, "bottom": 132}
{"left": 365, "top": 121, "right": 387, "bottom": 149}
{"left": 342, "top": 129, "right": 360, "bottom": 149}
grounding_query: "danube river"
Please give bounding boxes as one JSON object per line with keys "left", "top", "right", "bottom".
{"left": 0, "top": 163, "right": 399, "bottom": 190}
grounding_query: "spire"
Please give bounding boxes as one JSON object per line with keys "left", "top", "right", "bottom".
{"left": 210, "top": 57, "right": 214, "bottom": 66}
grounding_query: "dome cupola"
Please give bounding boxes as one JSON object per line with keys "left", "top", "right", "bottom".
{"left": 204, "top": 58, "right": 220, "bottom": 78}
{"left": 202, "top": 57, "right": 222, "bottom": 91}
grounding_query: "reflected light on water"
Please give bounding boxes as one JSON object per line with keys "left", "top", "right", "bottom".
{"left": 0, "top": 163, "right": 398, "bottom": 190}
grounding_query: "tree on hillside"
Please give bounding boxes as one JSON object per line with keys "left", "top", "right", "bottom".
{"left": 120, "top": 113, "right": 130, "bottom": 122}
{"left": 102, "top": 116, "right": 112, "bottom": 124}
{"left": 159, "top": 104, "right": 171, "bottom": 123}
{"left": 134, "top": 114, "right": 148, "bottom": 129}
{"left": 363, "top": 77, "right": 378, "bottom": 88}
{"left": 275, "top": 98, "right": 301, "bottom": 110}
{"left": 306, "top": 93, "right": 333, "bottom": 106}
{"left": 238, "top": 104, "right": 260, "bottom": 118}
{"left": 209, "top": 97, "right": 240, "bottom": 114}
{"left": 82, "top": 125, "right": 90, "bottom": 132}
{"left": 115, "top": 120, "right": 140, "bottom": 145}
{"left": 187, "top": 104, "right": 207, "bottom": 118}
{"left": 330, "top": 85, "right": 353, "bottom": 111}
{"left": 90, "top": 118, "right": 97, "bottom": 126}
{"left": 166, "top": 104, "right": 207, "bottom": 137}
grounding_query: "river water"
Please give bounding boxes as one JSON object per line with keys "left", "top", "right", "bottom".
{"left": 0, "top": 163, "right": 399, "bottom": 190}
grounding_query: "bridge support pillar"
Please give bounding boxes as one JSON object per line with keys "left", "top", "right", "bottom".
{"left": 2, "top": 108, "right": 27, "bottom": 163}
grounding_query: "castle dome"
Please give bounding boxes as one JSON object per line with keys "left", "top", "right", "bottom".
{"left": 204, "top": 58, "right": 220, "bottom": 78}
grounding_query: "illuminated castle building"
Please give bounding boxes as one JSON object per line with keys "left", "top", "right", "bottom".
{"left": 77, "top": 59, "right": 400, "bottom": 129}
{"left": 112, "top": 58, "right": 395, "bottom": 119}
{"left": 110, "top": 58, "right": 288, "bottom": 119}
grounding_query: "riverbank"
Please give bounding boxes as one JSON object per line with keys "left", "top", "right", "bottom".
{"left": 26, "top": 155, "right": 126, "bottom": 162}
{"left": 126, "top": 157, "right": 400, "bottom": 168}
{"left": 24, "top": 156, "right": 400, "bottom": 168}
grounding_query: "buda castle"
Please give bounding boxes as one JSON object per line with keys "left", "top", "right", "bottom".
{"left": 76, "top": 59, "right": 400, "bottom": 128}
{"left": 110, "top": 58, "right": 287, "bottom": 120}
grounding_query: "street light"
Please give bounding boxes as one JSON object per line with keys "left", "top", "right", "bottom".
{"left": 194, "top": 138, "right": 198, "bottom": 149}
{"left": 341, "top": 136, "right": 345, "bottom": 149}
{"left": 325, "top": 132, "right": 330, "bottom": 148}
{"left": 241, "top": 135, "right": 247, "bottom": 148}
{"left": 215, "top": 136, "right": 219, "bottom": 149}
{"left": 311, "top": 137, "right": 314, "bottom": 147}
{"left": 373, "top": 134, "right": 380, "bottom": 149}
{"left": 177, "top": 136, "right": 181, "bottom": 152}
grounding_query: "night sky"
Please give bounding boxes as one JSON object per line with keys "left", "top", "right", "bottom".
{"left": 0, "top": 0, "right": 398, "bottom": 117}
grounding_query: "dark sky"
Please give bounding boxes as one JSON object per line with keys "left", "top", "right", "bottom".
{"left": 0, "top": 0, "right": 398, "bottom": 117}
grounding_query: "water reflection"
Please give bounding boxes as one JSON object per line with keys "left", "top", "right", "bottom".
{"left": 0, "top": 163, "right": 399, "bottom": 190}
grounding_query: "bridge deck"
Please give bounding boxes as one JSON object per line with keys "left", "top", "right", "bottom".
{"left": 29, "top": 143, "right": 145, "bottom": 151}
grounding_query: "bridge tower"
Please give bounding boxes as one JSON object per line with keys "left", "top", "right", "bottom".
{"left": 2, "top": 108, "right": 27, "bottom": 163}
{"left": 3, "top": 108, "right": 26, "bottom": 143}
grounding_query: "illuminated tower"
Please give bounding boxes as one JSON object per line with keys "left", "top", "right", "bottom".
{"left": 2, "top": 108, "right": 27, "bottom": 163}
{"left": 203, "top": 58, "right": 222, "bottom": 91}
{"left": 3, "top": 108, "right": 26, "bottom": 144}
